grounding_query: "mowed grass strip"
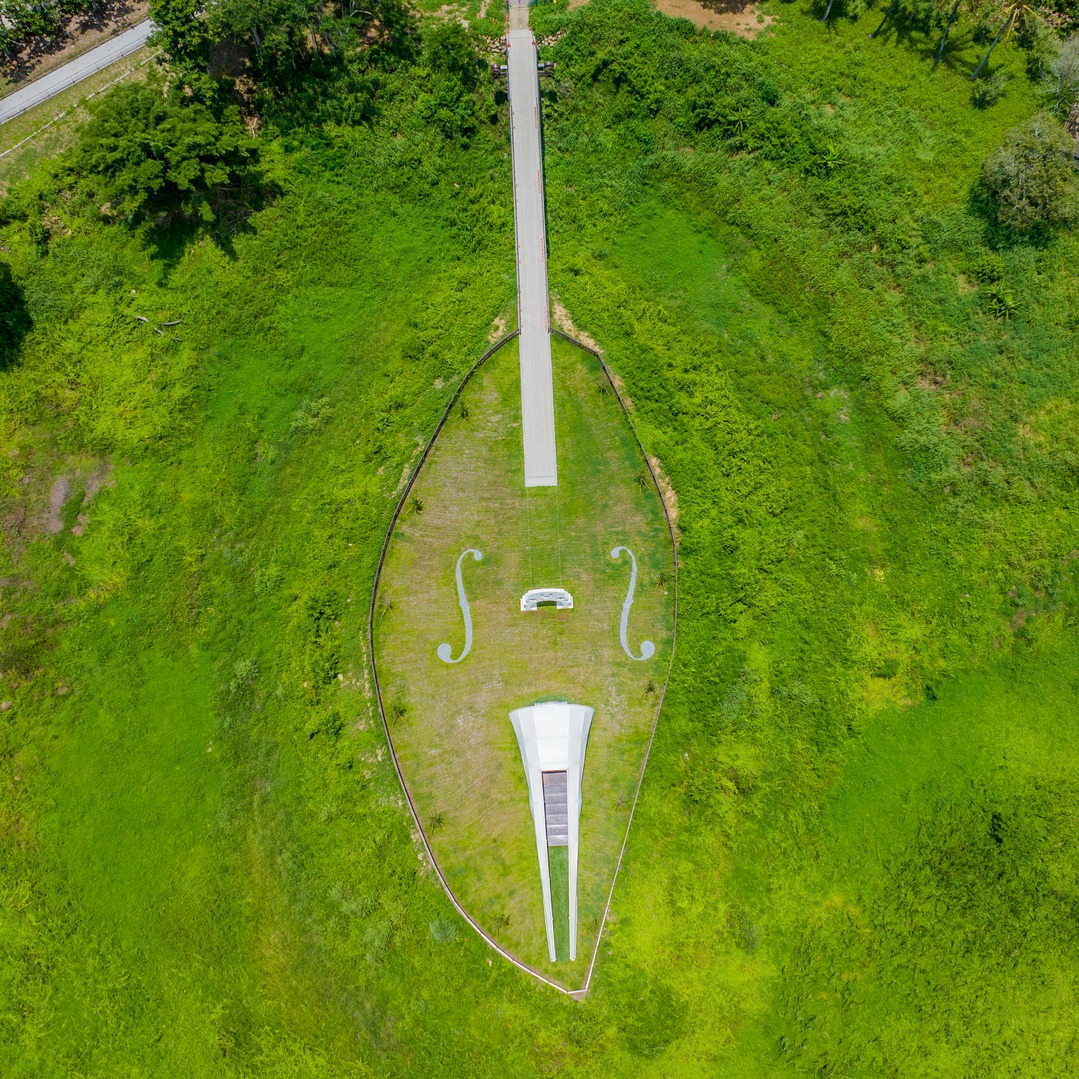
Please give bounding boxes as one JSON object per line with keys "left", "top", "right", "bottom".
{"left": 548, "top": 845, "right": 570, "bottom": 962}
{"left": 374, "top": 335, "right": 675, "bottom": 986}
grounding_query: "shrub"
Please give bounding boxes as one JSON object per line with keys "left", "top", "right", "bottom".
{"left": 967, "top": 251, "right": 1005, "bottom": 282}
{"left": 0, "top": 262, "right": 30, "bottom": 371}
{"left": 1043, "top": 35, "right": 1079, "bottom": 116}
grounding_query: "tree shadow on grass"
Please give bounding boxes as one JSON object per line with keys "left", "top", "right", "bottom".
{"left": 966, "top": 180, "right": 1059, "bottom": 255}
{"left": 143, "top": 175, "right": 280, "bottom": 273}
{"left": 0, "top": 262, "right": 32, "bottom": 373}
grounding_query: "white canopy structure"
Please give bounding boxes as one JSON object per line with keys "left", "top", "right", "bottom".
{"left": 509, "top": 701, "right": 594, "bottom": 962}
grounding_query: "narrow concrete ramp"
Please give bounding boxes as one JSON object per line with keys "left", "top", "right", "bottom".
{"left": 507, "top": 5, "right": 557, "bottom": 487}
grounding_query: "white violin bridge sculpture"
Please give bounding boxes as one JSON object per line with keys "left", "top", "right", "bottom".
{"left": 520, "top": 587, "right": 573, "bottom": 611}
{"left": 509, "top": 701, "right": 594, "bottom": 962}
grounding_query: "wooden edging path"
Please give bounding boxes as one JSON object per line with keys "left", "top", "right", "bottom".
{"left": 366, "top": 327, "right": 680, "bottom": 998}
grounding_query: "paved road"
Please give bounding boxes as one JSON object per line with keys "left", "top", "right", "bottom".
{"left": 0, "top": 20, "right": 153, "bottom": 126}
{"left": 507, "top": 5, "right": 557, "bottom": 488}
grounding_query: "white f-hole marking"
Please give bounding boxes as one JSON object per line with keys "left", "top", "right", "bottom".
{"left": 438, "top": 549, "right": 483, "bottom": 664}
{"left": 610, "top": 546, "right": 655, "bottom": 661}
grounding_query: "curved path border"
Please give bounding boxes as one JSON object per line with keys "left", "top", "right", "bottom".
{"left": 367, "top": 327, "right": 680, "bottom": 997}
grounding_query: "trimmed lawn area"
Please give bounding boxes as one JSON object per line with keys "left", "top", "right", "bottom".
{"left": 373, "top": 334, "right": 675, "bottom": 988}
{"left": 549, "top": 845, "right": 570, "bottom": 962}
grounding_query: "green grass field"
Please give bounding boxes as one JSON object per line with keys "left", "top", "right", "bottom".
{"left": 374, "top": 335, "right": 674, "bottom": 985}
{"left": 0, "top": 0, "right": 1077, "bottom": 1072}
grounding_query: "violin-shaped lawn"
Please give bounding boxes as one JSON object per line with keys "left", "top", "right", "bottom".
{"left": 372, "top": 335, "right": 675, "bottom": 988}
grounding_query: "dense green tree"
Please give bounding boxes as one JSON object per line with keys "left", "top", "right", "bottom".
{"left": 149, "top": 0, "right": 416, "bottom": 97}
{"left": 424, "top": 21, "right": 482, "bottom": 89}
{"left": 413, "top": 21, "right": 486, "bottom": 140}
{"left": 982, "top": 111, "right": 1079, "bottom": 231}
{"left": 0, "top": 262, "right": 29, "bottom": 371}
{"left": 0, "top": 0, "right": 71, "bottom": 59}
{"left": 932, "top": 0, "right": 970, "bottom": 67}
{"left": 145, "top": 0, "right": 217, "bottom": 94}
{"left": 72, "top": 82, "right": 259, "bottom": 224}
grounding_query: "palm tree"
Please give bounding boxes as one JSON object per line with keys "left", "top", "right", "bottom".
{"left": 971, "top": 0, "right": 1040, "bottom": 80}
{"left": 869, "top": 0, "right": 901, "bottom": 39}
{"left": 933, "top": 0, "right": 963, "bottom": 67}
{"left": 932, "top": 0, "right": 991, "bottom": 70}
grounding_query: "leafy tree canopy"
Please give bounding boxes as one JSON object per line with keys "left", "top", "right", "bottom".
{"left": 424, "top": 20, "right": 483, "bottom": 89}
{"left": 149, "top": 0, "right": 416, "bottom": 98}
{"left": 982, "top": 111, "right": 1079, "bottom": 232}
{"left": 72, "top": 82, "right": 259, "bottom": 224}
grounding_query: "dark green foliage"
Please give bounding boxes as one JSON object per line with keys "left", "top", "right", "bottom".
{"left": 1043, "top": 34, "right": 1079, "bottom": 116}
{"left": 971, "top": 67, "right": 1008, "bottom": 107}
{"left": 424, "top": 20, "right": 483, "bottom": 89}
{"left": 0, "top": 261, "right": 30, "bottom": 370}
{"left": 72, "top": 82, "right": 260, "bottom": 224}
{"left": 967, "top": 250, "right": 1005, "bottom": 281}
{"left": 417, "top": 23, "right": 488, "bottom": 141}
{"left": 982, "top": 111, "right": 1079, "bottom": 231}
{"left": 149, "top": 0, "right": 418, "bottom": 103}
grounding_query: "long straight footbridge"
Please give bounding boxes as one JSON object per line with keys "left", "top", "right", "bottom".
{"left": 506, "top": 0, "right": 558, "bottom": 488}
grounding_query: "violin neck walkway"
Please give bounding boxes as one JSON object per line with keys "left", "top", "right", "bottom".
{"left": 507, "top": 0, "right": 558, "bottom": 488}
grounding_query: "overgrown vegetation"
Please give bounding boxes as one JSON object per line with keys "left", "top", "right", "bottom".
{"left": 0, "top": 0, "right": 1077, "bottom": 1073}
{"left": 983, "top": 109, "right": 1079, "bottom": 229}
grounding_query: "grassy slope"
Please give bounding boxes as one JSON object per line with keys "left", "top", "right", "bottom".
{"left": 532, "top": 0, "right": 1079, "bottom": 1073}
{"left": 0, "top": 0, "right": 1076, "bottom": 1075}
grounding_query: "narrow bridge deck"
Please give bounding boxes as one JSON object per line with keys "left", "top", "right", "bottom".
{"left": 507, "top": 9, "right": 558, "bottom": 488}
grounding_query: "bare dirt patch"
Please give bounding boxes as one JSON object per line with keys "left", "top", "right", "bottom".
{"left": 551, "top": 298, "right": 601, "bottom": 354}
{"left": 46, "top": 477, "right": 70, "bottom": 536}
{"left": 653, "top": 0, "right": 775, "bottom": 38}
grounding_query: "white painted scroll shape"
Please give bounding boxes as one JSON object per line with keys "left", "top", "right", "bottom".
{"left": 610, "top": 546, "right": 655, "bottom": 661}
{"left": 437, "top": 548, "right": 483, "bottom": 664}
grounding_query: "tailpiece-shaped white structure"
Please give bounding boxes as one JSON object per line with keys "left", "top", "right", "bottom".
{"left": 509, "top": 701, "right": 593, "bottom": 962}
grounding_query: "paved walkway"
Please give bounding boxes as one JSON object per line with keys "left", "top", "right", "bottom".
{"left": 0, "top": 20, "right": 153, "bottom": 126}
{"left": 507, "top": 2, "right": 557, "bottom": 487}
